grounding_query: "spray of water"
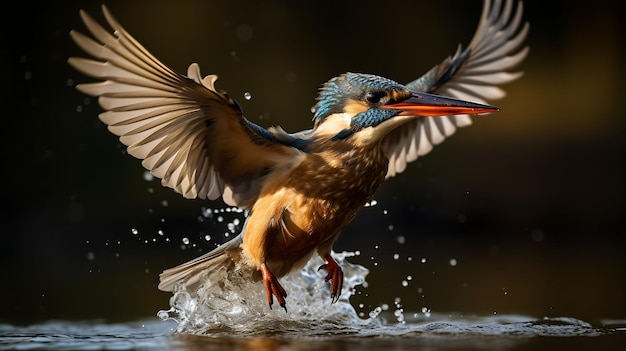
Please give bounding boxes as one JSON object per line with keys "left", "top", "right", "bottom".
{"left": 157, "top": 251, "right": 382, "bottom": 336}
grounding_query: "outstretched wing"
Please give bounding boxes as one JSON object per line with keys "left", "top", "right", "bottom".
{"left": 68, "top": 5, "right": 299, "bottom": 209}
{"left": 382, "top": 0, "right": 528, "bottom": 177}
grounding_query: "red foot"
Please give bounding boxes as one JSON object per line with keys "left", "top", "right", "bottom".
{"left": 318, "top": 253, "right": 344, "bottom": 303}
{"left": 260, "top": 263, "right": 287, "bottom": 312}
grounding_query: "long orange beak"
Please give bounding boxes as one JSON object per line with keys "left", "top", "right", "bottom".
{"left": 382, "top": 92, "right": 499, "bottom": 117}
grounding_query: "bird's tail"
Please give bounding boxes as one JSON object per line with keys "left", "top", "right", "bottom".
{"left": 158, "top": 234, "right": 243, "bottom": 294}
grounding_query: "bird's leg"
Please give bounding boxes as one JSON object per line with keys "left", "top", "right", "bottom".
{"left": 318, "top": 253, "right": 344, "bottom": 303}
{"left": 260, "top": 262, "right": 287, "bottom": 312}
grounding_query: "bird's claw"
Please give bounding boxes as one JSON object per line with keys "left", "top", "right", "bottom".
{"left": 261, "top": 263, "right": 287, "bottom": 312}
{"left": 318, "top": 254, "right": 344, "bottom": 304}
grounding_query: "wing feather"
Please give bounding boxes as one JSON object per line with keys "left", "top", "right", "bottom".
{"left": 383, "top": 0, "right": 528, "bottom": 177}
{"left": 69, "top": 5, "right": 298, "bottom": 207}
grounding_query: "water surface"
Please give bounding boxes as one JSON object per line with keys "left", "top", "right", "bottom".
{"left": 2, "top": 315, "right": 624, "bottom": 351}
{"left": 2, "top": 253, "right": 624, "bottom": 350}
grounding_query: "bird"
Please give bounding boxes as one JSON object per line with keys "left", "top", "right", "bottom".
{"left": 68, "top": 0, "right": 528, "bottom": 311}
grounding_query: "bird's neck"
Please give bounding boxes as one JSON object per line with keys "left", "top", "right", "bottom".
{"left": 309, "top": 133, "right": 386, "bottom": 161}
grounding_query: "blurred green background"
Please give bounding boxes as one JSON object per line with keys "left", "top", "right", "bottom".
{"left": 2, "top": 0, "right": 625, "bottom": 324}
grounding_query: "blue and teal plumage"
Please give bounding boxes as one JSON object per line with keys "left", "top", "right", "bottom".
{"left": 313, "top": 73, "right": 405, "bottom": 126}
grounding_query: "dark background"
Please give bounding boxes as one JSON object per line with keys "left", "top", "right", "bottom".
{"left": 2, "top": 0, "right": 625, "bottom": 324}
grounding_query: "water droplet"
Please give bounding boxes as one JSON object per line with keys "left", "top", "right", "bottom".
{"left": 131, "top": 228, "right": 139, "bottom": 235}
{"left": 182, "top": 237, "right": 190, "bottom": 245}
{"left": 364, "top": 200, "right": 378, "bottom": 207}
{"left": 393, "top": 253, "right": 400, "bottom": 260}
{"left": 201, "top": 207, "right": 213, "bottom": 218}
{"left": 86, "top": 252, "right": 95, "bottom": 261}
{"left": 161, "top": 200, "right": 168, "bottom": 207}
{"left": 449, "top": 258, "right": 458, "bottom": 266}
{"left": 396, "top": 235, "right": 406, "bottom": 244}
{"left": 401, "top": 280, "right": 408, "bottom": 287}
{"left": 369, "top": 306, "right": 382, "bottom": 319}
{"left": 387, "top": 224, "right": 394, "bottom": 231}
{"left": 243, "top": 92, "right": 252, "bottom": 100}
{"left": 157, "top": 310, "right": 170, "bottom": 320}
{"left": 421, "top": 257, "right": 427, "bottom": 264}
{"left": 205, "top": 235, "right": 211, "bottom": 241}
{"left": 143, "top": 171, "right": 154, "bottom": 181}
{"left": 157, "top": 230, "right": 165, "bottom": 236}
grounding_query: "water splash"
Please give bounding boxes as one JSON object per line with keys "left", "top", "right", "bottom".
{"left": 155, "top": 250, "right": 611, "bottom": 340}
{"left": 157, "top": 251, "right": 380, "bottom": 335}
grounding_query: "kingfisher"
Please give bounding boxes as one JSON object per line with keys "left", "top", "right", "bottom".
{"left": 68, "top": 0, "right": 527, "bottom": 311}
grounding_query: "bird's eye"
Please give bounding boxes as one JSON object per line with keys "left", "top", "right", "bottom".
{"left": 365, "top": 92, "right": 384, "bottom": 104}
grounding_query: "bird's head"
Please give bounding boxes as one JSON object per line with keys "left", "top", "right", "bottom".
{"left": 312, "top": 72, "right": 498, "bottom": 145}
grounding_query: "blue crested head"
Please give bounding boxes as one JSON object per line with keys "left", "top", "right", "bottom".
{"left": 312, "top": 73, "right": 409, "bottom": 129}
{"left": 310, "top": 72, "right": 498, "bottom": 143}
